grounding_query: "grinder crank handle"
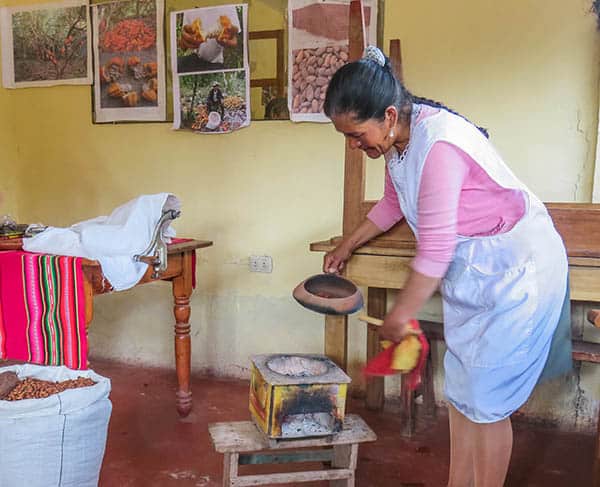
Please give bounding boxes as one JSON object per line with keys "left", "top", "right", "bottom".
{"left": 357, "top": 314, "right": 422, "bottom": 336}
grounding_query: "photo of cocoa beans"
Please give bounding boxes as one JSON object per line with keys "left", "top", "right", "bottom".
{"left": 290, "top": 45, "right": 348, "bottom": 114}
{"left": 96, "top": 0, "right": 159, "bottom": 109}
{"left": 288, "top": 0, "right": 378, "bottom": 122}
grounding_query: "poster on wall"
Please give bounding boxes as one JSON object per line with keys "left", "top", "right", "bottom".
{"left": 91, "top": 0, "right": 166, "bottom": 123}
{"left": 0, "top": 0, "right": 92, "bottom": 89}
{"left": 170, "top": 4, "right": 250, "bottom": 134}
{"left": 288, "top": 0, "right": 377, "bottom": 123}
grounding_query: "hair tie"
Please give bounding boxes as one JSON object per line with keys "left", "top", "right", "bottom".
{"left": 363, "top": 45, "right": 386, "bottom": 67}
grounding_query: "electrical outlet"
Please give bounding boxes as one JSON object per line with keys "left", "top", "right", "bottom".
{"left": 249, "top": 255, "right": 273, "bottom": 273}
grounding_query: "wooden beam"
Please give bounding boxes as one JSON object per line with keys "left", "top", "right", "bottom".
{"left": 389, "top": 39, "right": 402, "bottom": 82}
{"left": 343, "top": 1, "right": 367, "bottom": 237}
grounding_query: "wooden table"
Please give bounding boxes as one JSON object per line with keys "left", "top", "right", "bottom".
{"left": 81, "top": 239, "right": 213, "bottom": 417}
{"left": 310, "top": 203, "right": 600, "bottom": 409}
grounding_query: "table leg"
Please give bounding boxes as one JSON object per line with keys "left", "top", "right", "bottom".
{"left": 325, "top": 314, "right": 348, "bottom": 371}
{"left": 172, "top": 251, "right": 194, "bottom": 416}
{"left": 366, "top": 287, "right": 386, "bottom": 410}
{"left": 594, "top": 406, "right": 600, "bottom": 487}
{"left": 399, "top": 374, "right": 415, "bottom": 437}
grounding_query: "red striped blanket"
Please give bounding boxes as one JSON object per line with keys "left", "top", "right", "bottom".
{"left": 0, "top": 251, "right": 87, "bottom": 369}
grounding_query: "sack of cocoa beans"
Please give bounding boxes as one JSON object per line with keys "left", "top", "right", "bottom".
{"left": 0, "top": 364, "right": 112, "bottom": 487}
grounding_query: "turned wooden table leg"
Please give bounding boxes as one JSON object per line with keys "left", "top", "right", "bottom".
{"left": 172, "top": 251, "right": 194, "bottom": 416}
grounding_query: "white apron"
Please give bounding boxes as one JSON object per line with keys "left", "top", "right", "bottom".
{"left": 387, "top": 106, "right": 568, "bottom": 423}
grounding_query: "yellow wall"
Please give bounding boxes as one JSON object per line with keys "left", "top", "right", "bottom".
{"left": 384, "top": 0, "right": 600, "bottom": 202}
{"left": 2, "top": 0, "right": 600, "bottom": 429}
{"left": 0, "top": 75, "right": 18, "bottom": 216}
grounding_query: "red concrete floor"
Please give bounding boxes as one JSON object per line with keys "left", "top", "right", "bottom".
{"left": 93, "top": 358, "right": 595, "bottom": 487}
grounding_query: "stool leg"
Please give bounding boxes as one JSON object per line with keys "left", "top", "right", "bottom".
{"left": 222, "top": 452, "right": 239, "bottom": 487}
{"left": 330, "top": 443, "right": 358, "bottom": 486}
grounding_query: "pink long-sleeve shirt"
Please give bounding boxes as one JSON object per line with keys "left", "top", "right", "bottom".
{"left": 367, "top": 107, "right": 526, "bottom": 278}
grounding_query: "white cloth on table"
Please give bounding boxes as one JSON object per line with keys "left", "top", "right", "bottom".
{"left": 22, "top": 193, "right": 180, "bottom": 291}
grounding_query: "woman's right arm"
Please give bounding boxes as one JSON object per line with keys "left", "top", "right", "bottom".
{"left": 323, "top": 167, "right": 403, "bottom": 273}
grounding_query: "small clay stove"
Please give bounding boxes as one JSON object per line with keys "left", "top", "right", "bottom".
{"left": 249, "top": 354, "right": 351, "bottom": 439}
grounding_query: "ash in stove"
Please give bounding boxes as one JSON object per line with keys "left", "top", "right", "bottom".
{"left": 281, "top": 412, "right": 335, "bottom": 437}
{"left": 267, "top": 356, "right": 329, "bottom": 377}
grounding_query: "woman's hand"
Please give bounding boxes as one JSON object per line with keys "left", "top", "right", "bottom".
{"left": 323, "top": 219, "right": 383, "bottom": 274}
{"left": 379, "top": 309, "right": 415, "bottom": 343}
{"left": 323, "top": 242, "right": 352, "bottom": 274}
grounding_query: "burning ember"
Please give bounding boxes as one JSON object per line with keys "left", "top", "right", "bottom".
{"left": 267, "top": 356, "right": 329, "bottom": 377}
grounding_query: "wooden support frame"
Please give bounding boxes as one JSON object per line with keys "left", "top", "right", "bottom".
{"left": 248, "top": 29, "right": 285, "bottom": 96}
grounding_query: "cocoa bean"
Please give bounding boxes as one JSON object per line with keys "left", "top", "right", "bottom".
{"left": 5, "top": 376, "right": 96, "bottom": 401}
{"left": 305, "top": 84, "right": 314, "bottom": 101}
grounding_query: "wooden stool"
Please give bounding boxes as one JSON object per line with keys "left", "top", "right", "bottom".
{"left": 209, "top": 414, "right": 376, "bottom": 486}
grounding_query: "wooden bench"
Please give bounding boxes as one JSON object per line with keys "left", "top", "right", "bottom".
{"left": 208, "top": 414, "right": 376, "bottom": 486}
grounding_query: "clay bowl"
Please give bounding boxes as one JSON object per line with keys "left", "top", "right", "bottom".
{"left": 293, "top": 273, "right": 364, "bottom": 315}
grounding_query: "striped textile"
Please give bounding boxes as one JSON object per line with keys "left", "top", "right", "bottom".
{"left": 0, "top": 251, "right": 87, "bottom": 369}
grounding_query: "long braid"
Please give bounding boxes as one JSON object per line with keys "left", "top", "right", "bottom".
{"left": 410, "top": 94, "right": 490, "bottom": 139}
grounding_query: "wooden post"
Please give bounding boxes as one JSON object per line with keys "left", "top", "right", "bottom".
{"left": 389, "top": 39, "right": 403, "bottom": 82}
{"left": 172, "top": 250, "right": 194, "bottom": 416}
{"left": 325, "top": 314, "right": 348, "bottom": 371}
{"left": 399, "top": 375, "right": 414, "bottom": 437}
{"left": 342, "top": 0, "right": 367, "bottom": 237}
{"left": 365, "top": 287, "right": 386, "bottom": 410}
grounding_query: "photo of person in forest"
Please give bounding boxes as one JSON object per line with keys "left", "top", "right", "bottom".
{"left": 178, "top": 71, "right": 248, "bottom": 133}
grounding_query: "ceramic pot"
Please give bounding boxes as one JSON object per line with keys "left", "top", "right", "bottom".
{"left": 293, "top": 273, "right": 363, "bottom": 315}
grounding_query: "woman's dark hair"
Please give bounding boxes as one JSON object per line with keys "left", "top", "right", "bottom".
{"left": 324, "top": 55, "right": 489, "bottom": 138}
